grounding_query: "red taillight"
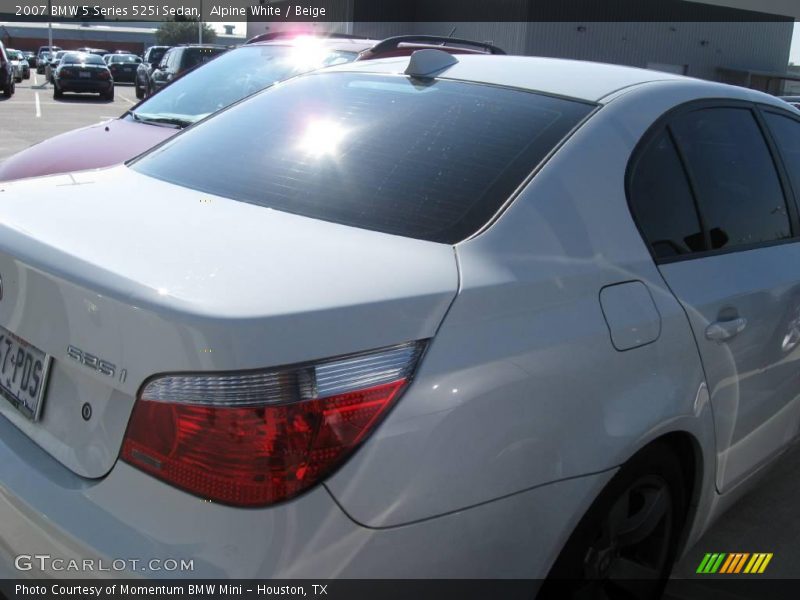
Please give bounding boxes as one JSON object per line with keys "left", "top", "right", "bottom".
{"left": 59, "top": 68, "right": 73, "bottom": 77}
{"left": 97, "top": 70, "right": 110, "bottom": 79}
{"left": 121, "top": 342, "right": 423, "bottom": 507}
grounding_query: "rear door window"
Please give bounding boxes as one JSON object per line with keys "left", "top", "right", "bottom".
{"left": 628, "top": 131, "right": 705, "bottom": 258}
{"left": 132, "top": 72, "right": 593, "bottom": 244}
{"left": 670, "top": 107, "right": 790, "bottom": 251}
{"left": 763, "top": 111, "right": 800, "bottom": 206}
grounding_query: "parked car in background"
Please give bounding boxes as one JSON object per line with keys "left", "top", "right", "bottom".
{"left": 1, "top": 51, "right": 800, "bottom": 593}
{"left": 35, "top": 46, "right": 59, "bottom": 74}
{"left": 146, "top": 44, "right": 228, "bottom": 97}
{"left": 4, "top": 49, "right": 16, "bottom": 82}
{"left": 0, "top": 42, "right": 14, "bottom": 97}
{"left": 45, "top": 50, "right": 68, "bottom": 83}
{"left": 106, "top": 54, "right": 142, "bottom": 83}
{"left": 23, "top": 51, "right": 36, "bottom": 68}
{"left": 0, "top": 34, "right": 505, "bottom": 181}
{"left": 5, "top": 49, "right": 27, "bottom": 82}
{"left": 135, "top": 45, "right": 169, "bottom": 99}
{"left": 779, "top": 95, "right": 800, "bottom": 109}
{"left": 52, "top": 52, "right": 114, "bottom": 100}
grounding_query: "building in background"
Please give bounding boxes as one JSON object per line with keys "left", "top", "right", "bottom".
{"left": 247, "top": 0, "right": 796, "bottom": 94}
{"left": 0, "top": 21, "right": 245, "bottom": 55}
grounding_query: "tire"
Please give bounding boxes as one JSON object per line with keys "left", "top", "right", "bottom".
{"left": 53, "top": 84, "right": 62, "bottom": 99}
{"left": 539, "top": 442, "right": 687, "bottom": 600}
{"left": 103, "top": 87, "right": 114, "bottom": 101}
{"left": 3, "top": 80, "right": 14, "bottom": 98}
{"left": 135, "top": 83, "right": 144, "bottom": 99}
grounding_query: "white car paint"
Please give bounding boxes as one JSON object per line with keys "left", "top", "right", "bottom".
{"left": 0, "top": 54, "right": 797, "bottom": 584}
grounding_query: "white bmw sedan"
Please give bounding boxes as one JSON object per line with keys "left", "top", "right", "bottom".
{"left": 1, "top": 50, "right": 800, "bottom": 597}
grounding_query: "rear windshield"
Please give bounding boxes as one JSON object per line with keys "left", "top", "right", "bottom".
{"left": 133, "top": 73, "right": 593, "bottom": 243}
{"left": 63, "top": 53, "right": 104, "bottom": 65}
{"left": 111, "top": 55, "right": 141, "bottom": 63}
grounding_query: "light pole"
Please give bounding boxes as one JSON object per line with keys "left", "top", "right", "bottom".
{"left": 47, "top": 0, "right": 53, "bottom": 51}
{"left": 198, "top": 0, "right": 203, "bottom": 44}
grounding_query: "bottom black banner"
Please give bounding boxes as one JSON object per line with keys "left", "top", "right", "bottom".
{"left": 4, "top": 579, "right": 800, "bottom": 600}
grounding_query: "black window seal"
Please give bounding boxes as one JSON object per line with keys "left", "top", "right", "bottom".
{"left": 625, "top": 97, "right": 800, "bottom": 266}
{"left": 666, "top": 123, "right": 711, "bottom": 252}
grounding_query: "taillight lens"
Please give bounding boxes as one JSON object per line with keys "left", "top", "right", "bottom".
{"left": 97, "top": 70, "right": 110, "bottom": 79}
{"left": 59, "top": 69, "right": 73, "bottom": 77}
{"left": 121, "top": 342, "right": 424, "bottom": 507}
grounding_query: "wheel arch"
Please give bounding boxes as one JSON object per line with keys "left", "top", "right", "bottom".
{"left": 620, "top": 429, "right": 708, "bottom": 557}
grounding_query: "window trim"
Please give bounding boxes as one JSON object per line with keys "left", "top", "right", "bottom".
{"left": 625, "top": 98, "right": 800, "bottom": 265}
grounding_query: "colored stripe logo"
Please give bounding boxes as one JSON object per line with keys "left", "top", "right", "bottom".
{"left": 697, "top": 553, "right": 773, "bottom": 574}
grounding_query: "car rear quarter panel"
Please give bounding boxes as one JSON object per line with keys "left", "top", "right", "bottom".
{"left": 327, "top": 80, "right": 727, "bottom": 529}
{"left": 0, "top": 408, "right": 613, "bottom": 579}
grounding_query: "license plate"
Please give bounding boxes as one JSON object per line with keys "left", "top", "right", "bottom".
{"left": 0, "top": 326, "right": 51, "bottom": 421}
{"left": 123, "top": 67, "right": 132, "bottom": 72}
{"left": 79, "top": 71, "right": 90, "bottom": 78}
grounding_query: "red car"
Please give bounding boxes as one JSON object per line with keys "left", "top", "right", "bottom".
{"left": 0, "top": 35, "right": 504, "bottom": 182}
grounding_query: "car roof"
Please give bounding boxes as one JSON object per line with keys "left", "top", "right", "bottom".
{"left": 323, "top": 53, "right": 791, "bottom": 106}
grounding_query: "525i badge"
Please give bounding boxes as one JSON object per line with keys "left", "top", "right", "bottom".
{"left": 67, "top": 345, "right": 127, "bottom": 383}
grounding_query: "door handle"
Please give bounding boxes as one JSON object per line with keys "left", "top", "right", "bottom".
{"left": 705, "top": 317, "right": 747, "bottom": 342}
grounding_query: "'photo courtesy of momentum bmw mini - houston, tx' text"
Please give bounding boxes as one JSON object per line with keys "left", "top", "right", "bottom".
{"left": 2, "top": 1, "right": 800, "bottom": 599}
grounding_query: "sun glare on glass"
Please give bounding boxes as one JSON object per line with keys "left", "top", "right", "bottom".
{"left": 285, "top": 36, "right": 331, "bottom": 70}
{"left": 297, "top": 119, "right": 348, "bottom": 157}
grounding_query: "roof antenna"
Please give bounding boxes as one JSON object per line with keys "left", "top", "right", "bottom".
{"left": 405, "top": 49, "right": 459, "bottom": 79}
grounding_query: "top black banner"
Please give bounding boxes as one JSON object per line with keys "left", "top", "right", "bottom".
{"left": 0, "top": 0, "right": 795, "bottom": 23}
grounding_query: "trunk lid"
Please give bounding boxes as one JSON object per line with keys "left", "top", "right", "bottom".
{"left": 0, "top": 118, "right": 176, "bottom": 182}
{"left": 0, "top": 167, "right": 458, "bottom": 478}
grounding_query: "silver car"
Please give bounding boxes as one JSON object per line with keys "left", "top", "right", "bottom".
{"left": 0, "top": 51, "right": 799, "bottom": 596}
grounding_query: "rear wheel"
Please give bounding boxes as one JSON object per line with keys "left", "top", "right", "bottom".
{"left": 103, "top": 87, "right": 114, "bottom": 101}
{"left": 3, "top": 79, "right": 14, "bottom": 97}
{"left": 539, "top": 443, "right": 686, "bottom": 600}
{"left": 53, "top": 84, "right": 62, "bottom": 99}
{"left": 135, "top": 81, "right": 144, "bottom": 99}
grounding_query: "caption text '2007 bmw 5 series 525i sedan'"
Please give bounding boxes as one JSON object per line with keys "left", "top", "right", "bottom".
{"left": 1, "top": 49, "right": 800, "bottom": 598}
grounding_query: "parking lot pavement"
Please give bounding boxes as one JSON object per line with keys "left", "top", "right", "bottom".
{"left": 0, "top": 73, "right": 138, "bottom": 161}
{"left": 665, "top": 441, "right": 800, "bottom": 598}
